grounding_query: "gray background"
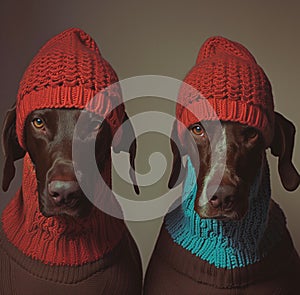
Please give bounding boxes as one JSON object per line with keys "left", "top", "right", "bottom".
{"left": 0, "top": 0, "right": 299, "bottom": 274}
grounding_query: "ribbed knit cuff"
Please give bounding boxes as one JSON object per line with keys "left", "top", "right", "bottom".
{"left": 176, "top": 98, "right": 274, "bottom": 147}
{"left": 16, "top": 85, "right": 125, "bottom": 149}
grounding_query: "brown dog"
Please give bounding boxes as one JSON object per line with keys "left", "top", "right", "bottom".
{"left": 144, "top": 114, "right": 300, "bottom": 295}
{"left": 144, "top": 36, "right": 300, "bottom": 294}
{"left": 2, "top": 107, "right": 138, "bottom": 219}
{"left": 0, "top": 28, "right": 142, "bottom": 295}
{"left": 172, "top": 114, "right": 299, "bottom": 221}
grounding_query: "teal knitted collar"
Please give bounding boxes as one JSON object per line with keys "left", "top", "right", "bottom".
{"left": 165, "top": 156, "right": 284, "bottom": 269}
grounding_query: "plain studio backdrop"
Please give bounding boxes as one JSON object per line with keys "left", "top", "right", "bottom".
{"left": 0, "top": 0, "right": 299, "bottom": 274}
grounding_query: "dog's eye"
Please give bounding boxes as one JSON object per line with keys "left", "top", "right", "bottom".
{"left": 32, "top": 118, "right": 45, "bottom": 129}
{"left": 191, "top": 124, "right": 204, "bottom": 136}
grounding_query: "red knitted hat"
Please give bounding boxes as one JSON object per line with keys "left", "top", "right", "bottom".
{"left": 16, "top": 27, "right": 125, "bottom": 149}
{"left": 176, "top": 36, "right": 275, "bottom": 147}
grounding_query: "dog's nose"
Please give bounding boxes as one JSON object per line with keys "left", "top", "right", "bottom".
{"left": 48, "top": 180, "right": 80, "bottom": 204}
{"left": 209, "top": 185, "right": 236, "bottom": 210}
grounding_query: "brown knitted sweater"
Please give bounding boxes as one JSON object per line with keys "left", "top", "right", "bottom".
{"left": 0, "top": 155, "right": 142, "bottom": 295}
{"left": 0, "top": 224, "right": 142, "bottom": 295}
{"left": 144, "top": 201, "right": 300, "bottom": 295}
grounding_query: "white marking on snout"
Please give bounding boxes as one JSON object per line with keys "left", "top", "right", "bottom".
{"left": 199, "top": 127, "right": 227, "bottom": 207}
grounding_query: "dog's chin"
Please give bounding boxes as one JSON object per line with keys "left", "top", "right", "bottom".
{"left": 41, "top": 207, "right": 92, "bottom": 219}
{"left": 195, "top": 207, "right": 247, "bottom": 221}
{"left": 40, "top": 206, "right": 92, "bottom": 219}
{"left": 39, "top": 196, "right": 93, "bottom": 219}
{"left": 206, "top": 213, "right": 243, "bottom": 221}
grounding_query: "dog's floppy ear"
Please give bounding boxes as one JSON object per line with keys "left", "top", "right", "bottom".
{"left": 113, "top": 113, "right": 139, "bottom": 194}
{"left": 128, "top": 138, "right": 139, "bottom": 195}
{"left": 270, "top": 112, "right": 300, "bottom": 191}
{"left": 2, "top": 104, "right": 26, "bottom": 191}
{"left": 168, "top": 121, "right": 187, "bottom": 189}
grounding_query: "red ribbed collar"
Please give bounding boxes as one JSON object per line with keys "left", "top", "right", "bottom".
{"left": 1, "top": 154, "right": 125, "bottom": 266}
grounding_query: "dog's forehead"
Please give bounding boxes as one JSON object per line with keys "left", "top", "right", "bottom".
{"left": 200, "top": 121, "right": 251, "bottom": 135}
{"left": 29, "top": 108, "right": 79, "bottom": 117}
{"left": 28, "top": 108, "right": 104, "bottom": 124}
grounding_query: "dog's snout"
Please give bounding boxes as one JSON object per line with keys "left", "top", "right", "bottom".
{"left": 48, "top": 160, "right": 75, "bottom": 180}
{"left": 209, "top": 185, "right": 236, "bottom": 210}
{"left": 44, "top": 158, "right": 87, "bottom": 212}
{"left": 48, "top": 180, "right": 80, "bottom": 204}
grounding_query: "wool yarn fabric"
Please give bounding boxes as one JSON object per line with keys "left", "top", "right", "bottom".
{"left": 16, "top": 27, "right": 125, "bottom": 149}
{"left": 2, "top": 28, "right": 127, "bottom": 266}
{"left": 165, "top": 157, "right": 285, "bottom": 269}
{"left": 1, "top": 153, "right": 126, "bottom": 266}
{"left": 176, "top": 36, "right": 274, "bottom": 147}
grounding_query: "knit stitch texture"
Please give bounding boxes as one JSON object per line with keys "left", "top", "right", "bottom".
{"left": 176, "top": 36, "right": 274, "bottom": 147}
{"left": 1, "top": 28, "right": 130, "bottom": 266}
{"left": 16, "top": 28, "right": 125, "bottom": 149}
{"left": 165, "top": 157, "right": 285, "bottom": 269}
{"left": 1, "top": 153, "right": 125, "bottom": 266}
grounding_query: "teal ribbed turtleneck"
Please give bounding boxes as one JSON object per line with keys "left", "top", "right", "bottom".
{"left": 165, "top": 156, "right": 285, "bottom": 269}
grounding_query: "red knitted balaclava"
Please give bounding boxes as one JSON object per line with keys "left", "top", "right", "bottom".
{"left": 176, "top": 36, "right": 275, "bottom": 147}
{"left": 2, "top": 28, "right": 126, "bottom": 266}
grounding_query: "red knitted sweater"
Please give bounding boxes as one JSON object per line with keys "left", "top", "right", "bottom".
{"left": 1, "top": 153, "right": 126, "bottom": 266}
